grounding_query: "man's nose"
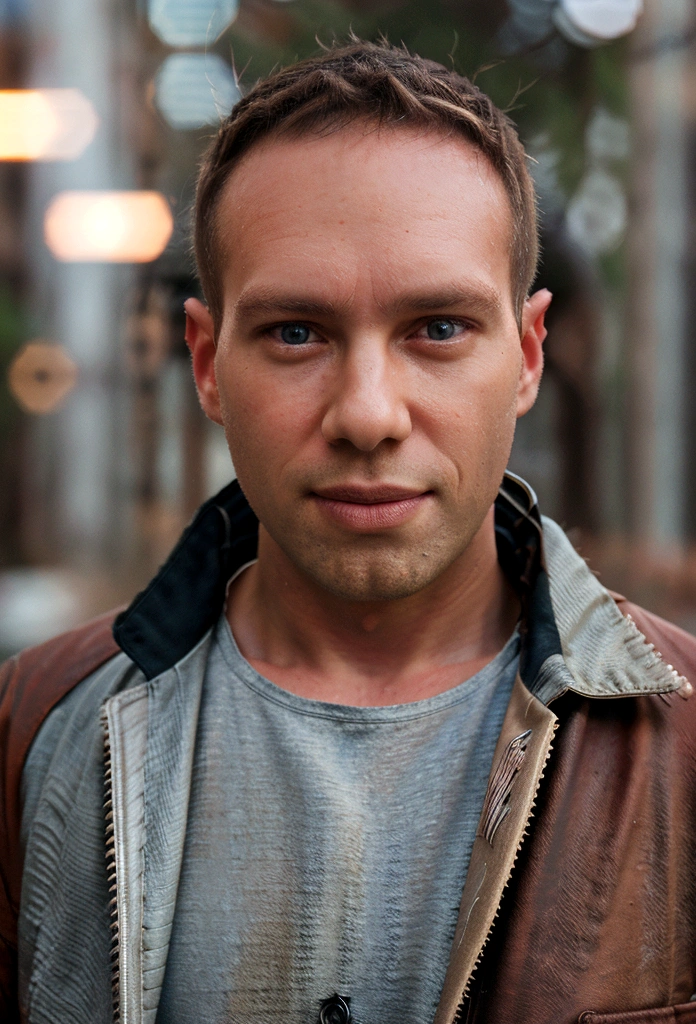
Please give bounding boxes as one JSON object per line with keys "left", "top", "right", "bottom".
{"left": 320, "top": 338, "right": 412, "bottom": 451}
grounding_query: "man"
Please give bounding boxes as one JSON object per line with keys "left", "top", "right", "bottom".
{"left": 2, "top": 40, "right": 696, "bottom": 1024}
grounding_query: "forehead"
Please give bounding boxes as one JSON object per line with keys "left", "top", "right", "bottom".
{"left": 214, "top": 125, "right": 514, "bottom": 310}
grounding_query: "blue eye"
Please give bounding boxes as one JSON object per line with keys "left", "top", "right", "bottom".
{"left": 427, "top": 319, "right": 457, "bottom": 341}
{"left": 280, "top": 323, "right": 311, "bottom": 345}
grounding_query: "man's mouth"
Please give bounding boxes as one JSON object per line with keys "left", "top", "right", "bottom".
{"left": 310, "top": 484, "right": 433, "bottom": 531}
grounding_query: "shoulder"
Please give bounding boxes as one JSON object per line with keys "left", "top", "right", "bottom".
{"left": 0, "top": 611, "right": 122, "bottom": 899}
{"left": 0, "top": 610, "right": 122, "bottom": 786}
{"left": 610, "top": 592, "right": 696, "bottom": 690}
{"left": 0, "top": 611, "right": 125, "bottom": 1018}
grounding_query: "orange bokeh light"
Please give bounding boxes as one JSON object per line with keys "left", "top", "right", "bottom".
{"left": 44, "top": 191, "right": 174, "bottom": 263}
{"left": 0, "top": 89, "right": 98, "bottom": 161}
{"left": 8, "top": 341, "right": 78, "bottom": 414}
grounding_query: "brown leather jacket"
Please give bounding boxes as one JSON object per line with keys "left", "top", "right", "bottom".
{"left": 460, "top": 595, "right": 696, "bottom": 1024}
{"left": 3, "top": 476, "right": 696, "bottom": 1024}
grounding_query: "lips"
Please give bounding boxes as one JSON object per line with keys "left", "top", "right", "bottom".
{"left": 310, "top": 484, "right": 432, "bottom": 530}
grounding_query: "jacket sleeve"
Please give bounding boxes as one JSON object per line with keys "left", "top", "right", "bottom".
{"left": 0, "top": 611, "right": 120, "bottom": 1023}
{"left": 0, "top": 653, "right": 22, "bottom": 1023}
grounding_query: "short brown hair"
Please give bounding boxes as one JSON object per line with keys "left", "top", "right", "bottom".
{"left": 194, "top": 39, "right": 538, "bottom": 328}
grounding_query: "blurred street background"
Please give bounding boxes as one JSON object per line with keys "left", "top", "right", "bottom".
{"left": 0, "top": 0, "right": 695, "bottom": 657}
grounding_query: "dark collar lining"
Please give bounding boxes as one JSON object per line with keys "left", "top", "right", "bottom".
{"left": 495, "top": 472, "right": 563, "bottom": 687}
{"left": 114, "top": 472, "right": 562, "bottom": 687}
{"left": 113, "top": 480, "right": 258, "bottom": 680}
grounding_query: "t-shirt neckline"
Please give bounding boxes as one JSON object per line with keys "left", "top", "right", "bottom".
{"left": 214, "top": 611, "right": 520, "bottom": 725}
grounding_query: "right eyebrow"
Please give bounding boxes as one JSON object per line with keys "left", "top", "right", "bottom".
{"left": 234, "top": 290, "right": 350, "bottom": 322}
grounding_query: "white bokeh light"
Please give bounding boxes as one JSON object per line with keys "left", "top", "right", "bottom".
{"left": 566, "top": 168, "right": 627, "bottom": 255}
{"left": 148, "top": 0, "right": 238, "bottom": 47}
{"left": 155, "top": 53, "right": 240, "bottom": 131}
{"left": 554, "top": 0, "right": 642, "bottom": 43}
{"left": 586, "top": 108, "right": 630, "bottom": 163}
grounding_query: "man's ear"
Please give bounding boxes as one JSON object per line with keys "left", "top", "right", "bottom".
{"left": 184, "top": 298, "right": 223, "bottom": 425}
{"left": 517, "top": 288, "right": 552, "bottom": 418}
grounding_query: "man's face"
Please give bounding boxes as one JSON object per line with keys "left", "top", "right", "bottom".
{"left": 188, "top": 126, "right": 548, "bottom": 602}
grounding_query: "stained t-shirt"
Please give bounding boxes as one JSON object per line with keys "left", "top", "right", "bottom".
{"left": 157, "top": 613, "right": 520, "bottom": 1024}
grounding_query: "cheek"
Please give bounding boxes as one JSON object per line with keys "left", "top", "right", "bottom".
{"left": 214, "top": 354, "right": 320, "bottom": 477}
{"left": 420, "top": 346, "right": 521, "bottom": 450}
{"left": 474, "top": 363, "right": 521, "bottom": 460}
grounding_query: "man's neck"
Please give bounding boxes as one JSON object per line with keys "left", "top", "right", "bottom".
{"left": 226, "top": 506, "right": 520, "bottom": 707}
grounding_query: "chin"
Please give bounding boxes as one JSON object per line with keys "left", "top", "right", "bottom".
{"left": 292, "top": 543, "right": 456, "bottom": 603}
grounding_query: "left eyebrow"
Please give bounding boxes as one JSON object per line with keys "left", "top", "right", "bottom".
{"left": 384, "top": 285, "right": 503, "bottom": 321}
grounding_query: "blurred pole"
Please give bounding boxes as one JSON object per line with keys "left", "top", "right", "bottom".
{"left": 0, "top": 21, "right": 30, "bottom": 565}
{"left": 24, "top": 0, "right": 133, "bottom": 568}
{"left": 684, "top": 33, "right": 696, "bottom": 539}
{"left": 625, "top": 0, "right": 690, "bottom": 545}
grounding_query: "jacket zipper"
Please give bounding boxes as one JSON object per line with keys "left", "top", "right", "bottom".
{"left": 452, "top": 720, "right": 558, "bottom": 1023}
{"left": 101, "top": 706, "right": 121, "bottom": 1022}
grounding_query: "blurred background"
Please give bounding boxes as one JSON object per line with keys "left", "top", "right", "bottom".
{"left": 0, "top": 0, "right": 694, "bottom": 657}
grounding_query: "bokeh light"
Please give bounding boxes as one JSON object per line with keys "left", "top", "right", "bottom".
{"left": 566, "top": 168, "right": 627, "bottom": 254}
{"left": 0, "top": 89, "right": 99, "bottom": 161}
{"left": 155, "top": 53, "right": 240, "bottom": 130}
{"left": 554, "top": 0, "right": 643, "bottom": 44}
{"left": 8, "top": 342, "right": 78, "bottom": 414}
{"left": 43, "top": 191, "right": 174, "bottom": 262}
{"left": 148, "top": 0, "right": 238, "bottom": 47}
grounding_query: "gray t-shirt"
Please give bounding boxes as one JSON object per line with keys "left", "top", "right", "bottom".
{"left": 158, "top": 614, "right": 519, "bottom": 1024}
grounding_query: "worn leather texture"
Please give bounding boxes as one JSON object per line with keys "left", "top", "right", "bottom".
{"left": 0, "top": 611, "right": 120, "bottom": 1023}
{"left": 464, "top": 598, "right": 696, "bottom": 1024}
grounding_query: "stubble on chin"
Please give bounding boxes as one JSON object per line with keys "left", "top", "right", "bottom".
{"left": 267, "top": 516, "right": 482, "bottom": 603}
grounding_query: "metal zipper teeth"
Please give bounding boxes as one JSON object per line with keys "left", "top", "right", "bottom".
{"left": 100, "top": 706, "right": 120, "bottom": 1023}
{"left": 452, "top": 720, "right": 559, "bottom": 1024}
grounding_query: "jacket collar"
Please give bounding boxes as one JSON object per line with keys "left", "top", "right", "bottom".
{"left": 540, "top": 515, "right": 686, "bottom": 702}
{"left": 113, "top": 472, "right": 684, "bottom": 703}
{"left": 114, "top": 478, "right": 257, "bottom": 680}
